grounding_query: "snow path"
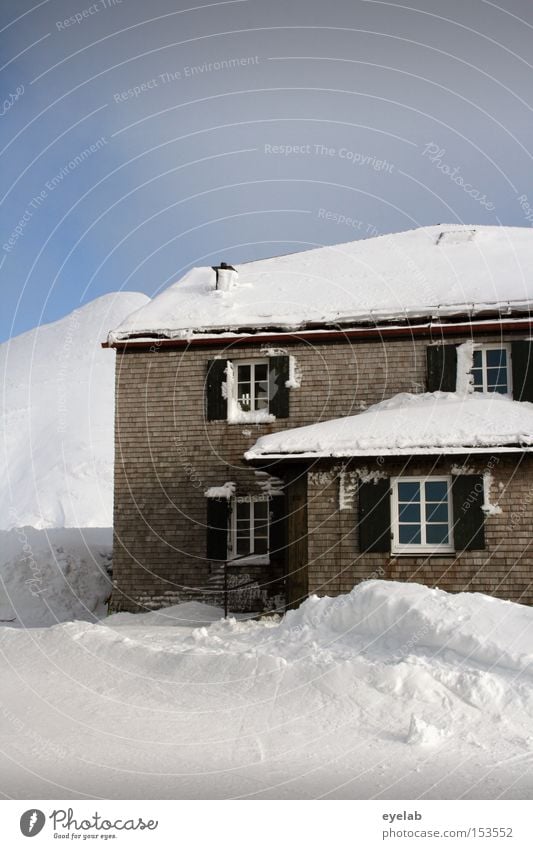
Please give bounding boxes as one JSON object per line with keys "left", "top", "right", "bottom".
{"left": 0, "top": 582, "right": 532, "bottom": 799}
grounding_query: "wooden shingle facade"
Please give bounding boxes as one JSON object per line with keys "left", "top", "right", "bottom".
{"left": 108, "top": 324, "right": 533, "bottom": 612}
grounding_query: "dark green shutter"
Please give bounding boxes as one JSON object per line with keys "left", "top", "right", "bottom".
{"left": 511, "top": 341, "right": 533, "bottom": 401}
{"left": 358, "top": 478, "right": 391, "bottom": 552}
{"left": 206, "top": 359, "right": 228, "bottom": 421}
{"left": 452, "top": 475, "right": 485, "bottom": 551}
{"left": 269, "top": 356, "right": 290, "bottom": 418}
{"left": 426, "top": 345, "right": 457, "bottom": 392}
{"left": 269, "top": 494, "right": 287, "bottom": 565}
{"left": 206, "top": 498, "right": 230, "bottom": 560}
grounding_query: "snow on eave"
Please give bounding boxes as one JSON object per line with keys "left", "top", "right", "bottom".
{"left": 106, "top": 310, "right": 533, "bottom": 347}
{"left": 246, "top": 445, "right": 533, "bottom": 461}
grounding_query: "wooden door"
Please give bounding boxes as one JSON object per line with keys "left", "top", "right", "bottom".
{"left": 286, "top": 472, "right": 309, "bottom": 608}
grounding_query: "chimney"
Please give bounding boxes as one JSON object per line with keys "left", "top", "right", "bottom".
{"left": 211, "top": 261, "right": 238, "bottom": 291}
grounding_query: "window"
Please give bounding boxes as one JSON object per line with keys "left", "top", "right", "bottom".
{"left": 206, "top": 356, "right": 290, "bottom": 421}
{"left": 470, "top": 344, "right": 511, "bottom": 395}
{"left": 359, "top": 475, "right": 486, "bottom": 554}
{"left": 391, "top": 477, "right": 453, "bottom": 554}
{"left": 235, "top": 360, "right": 269, "bottom": 412}
{"left": 229, "top": 496, "right": 269, "bottom": 560}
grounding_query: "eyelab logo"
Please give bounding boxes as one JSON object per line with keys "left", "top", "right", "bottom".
{"left": 20, "top": 809, "right": 46, "bottom": 837}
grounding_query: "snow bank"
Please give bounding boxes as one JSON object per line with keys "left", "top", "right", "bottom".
{"left": 0, "top": 291, "right": 149, "bottom": 529}
{"left": 0, "top": 527, "right": 112, "bottom": 627}
{"left": 105, "top": 601, "right": 225, "bottom": 627}
{"left": 246, "top": 392, "right": 533, "bottom": 457}
{"left": 0, "top": 294, "right": 147, "bottom": 625}
{"left": 1, "top": 580, "right": 532, "bottom": 799}
{"left": 109, "top": 225, "right": 533, "bottom": 340}
{"left": 280, "top": 580, "right": 533, "bottom": 676}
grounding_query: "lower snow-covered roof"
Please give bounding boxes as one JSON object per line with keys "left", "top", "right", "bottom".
{"left": 245, "top": 393, "right": 533, "bottom": 459}
{"left": 109, "top": 225, "right": 533, "bottom": 342}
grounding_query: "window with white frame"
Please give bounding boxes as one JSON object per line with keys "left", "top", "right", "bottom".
{"left": 470, "top": 344, "right": 511, "bottom": 394}
{"left": 234, "top": 361, "right": 269, "bottom": 412}
{"left": 229, "top": 496, "right": 269, "bottom": 559}
{"left": 391, "top": 477, "right": 454, "bottom": 554}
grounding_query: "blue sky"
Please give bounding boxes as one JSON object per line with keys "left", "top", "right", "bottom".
{"left": 1, "top": 0, "right": 532, "bottom": 341}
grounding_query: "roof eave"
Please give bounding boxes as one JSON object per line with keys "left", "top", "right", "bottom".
{"left": 245, "top": 445, "right": 533, "bottom": 462}
{"left": 103, "top": 313, "right": 533, "bottom": 350}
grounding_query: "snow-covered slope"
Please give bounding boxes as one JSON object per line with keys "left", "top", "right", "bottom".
{"left": 247, "top": 392, "right": 533, "bottom": 458}
{"left": 0, "top": 292, "right": 149, "bottom": 530}
{"left": 1, "top": 581, "right": 532, "bottom": 799}
{"left": 109, "top": 225, "right": 533, "bottom": 341}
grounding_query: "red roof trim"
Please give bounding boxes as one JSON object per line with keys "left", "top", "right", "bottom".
{"left": 102, "top": 318, "right": 533, "bottom": 351}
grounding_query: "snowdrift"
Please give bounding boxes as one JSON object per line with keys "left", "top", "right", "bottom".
{"left": 280, "top": 580, "right": 533, "bottom": 676}
{"left": 0, "top": 292, "right": 148, "bottom": 625}
{"left": 0, "top": 527, "right": 112, "bottom": 627}
{"left": 1, "top": 581, "right": 531, "bottom": 798}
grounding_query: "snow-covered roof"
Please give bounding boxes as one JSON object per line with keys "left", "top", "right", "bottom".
{"left": 245, "top": 393, "right": 533, "bottom": 459}
{"left": 109, "top": 225, "right": 533, "bottom": 342}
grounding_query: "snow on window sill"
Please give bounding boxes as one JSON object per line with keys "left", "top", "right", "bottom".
{"left": 227, "top": 408, "right": 276, "bottom": 424}
{"left": 227, "top": 554, "right": 270, "bottom": 566}
{"left": 204, "top": 482, "right": 235, "bottom": 499}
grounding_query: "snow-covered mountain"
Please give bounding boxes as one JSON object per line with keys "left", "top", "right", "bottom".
{"left": 0, "top": 292, "right": 149, "bottom": 530}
